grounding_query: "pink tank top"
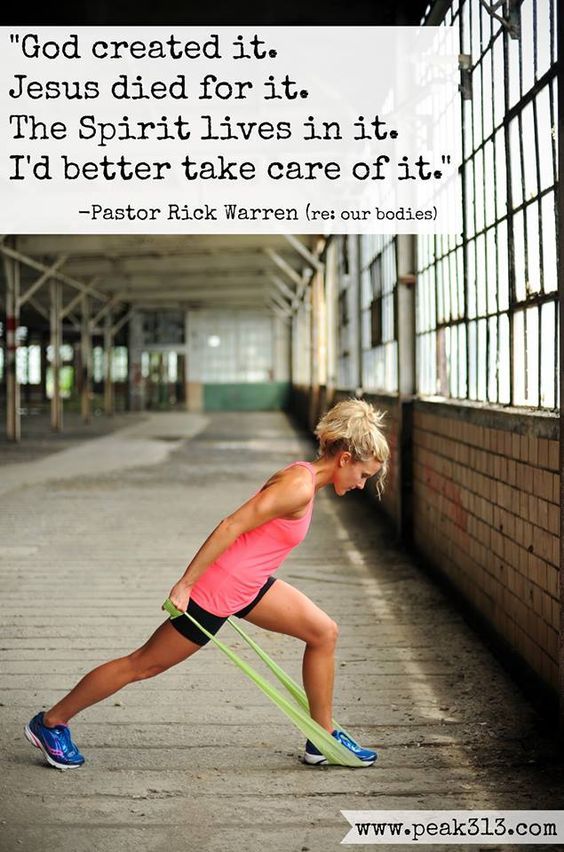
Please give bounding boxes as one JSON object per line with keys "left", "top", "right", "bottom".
{"left": 190, "top": 461, "right": 316, "bottom": 616}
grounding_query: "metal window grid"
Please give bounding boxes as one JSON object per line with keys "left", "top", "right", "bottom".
{"left": 417, "top": 0, "right": 559, "bottom": 409}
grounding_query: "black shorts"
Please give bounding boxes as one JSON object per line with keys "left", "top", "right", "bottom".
{"left": 168, "top": 576, "right": 277, "bottom": 646}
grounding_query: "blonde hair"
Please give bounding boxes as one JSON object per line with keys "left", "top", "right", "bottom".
{"left": 314, "top": 399, "right": 390, "bottom": 498}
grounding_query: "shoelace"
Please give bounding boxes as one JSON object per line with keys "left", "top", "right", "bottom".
{"left": 336, "top": 732, "right": 364, "bottom": 752}
{"left": 51, "top": 725, "right": 78, "bottom": 756}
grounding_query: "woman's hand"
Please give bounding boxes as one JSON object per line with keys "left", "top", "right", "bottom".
{"left": 163, "top": 579, "right": 192, "bottom": 614}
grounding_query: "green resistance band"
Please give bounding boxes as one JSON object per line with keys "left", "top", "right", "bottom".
{"left": 162, "top": 598, "right": 366, "bottom": 767}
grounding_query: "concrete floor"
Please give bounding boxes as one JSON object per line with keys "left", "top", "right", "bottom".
{"left": 0, "top": 410, "right": 562, "bottom": 852}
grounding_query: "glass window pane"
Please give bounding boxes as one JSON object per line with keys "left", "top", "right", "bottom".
{"left": 112, "top": 347, "right": 128, "bottom": 382}
{"left": 525, "top": 202, "right": 540, "bottom": 294}
{"left": 492, "top": 35, "right": 505, "bottom": 128}
{"left": 443, "top": 257, "right": 451, "bottom": 322}
{"left": 497, "top": 220, "right": 509, "bottom": 311}
{"left": 457, "top": 247, "right": 464, "bottom": 320}
{"left": 507, "top": 33, "right": 521, "bottom": 109}
{"left": 521, "top": 0, "right": 535, "bottom": 92}
{"left": 465, "top": 158, "right": 475, "bottom": 236}
{"left": 553, "top": 0, "right": 558, "bottom": 66}
{"left": 93, "top": 346, "right": 103, "bottom": 382}
{"left": 481, "top": 0, "right": 493, "bottom": 41}
{"left": 482, "top": 52, "right": 493, "bottom": 140}
{"left": 463, "top": 99, "right": 474, "bottom": 158}
{"left": 474, "top": 148, "right": 485, "bottom": 233}
{"left": 448, "top": 327, "right": 458, "bottom": 396}
{"left": 488, "top": 316, "right": 498, "bottom": 401}
{"left": 16, "top": 347, "right": 28, "bottom": 384}
{"left": 537, "top": 86, "right": 555, "bottom": 191}
{"left": 471, "top": 0, "right": 481, "bottom": 56}
{"left": 458, "top": 322, "right": 468, "bottom": 398}
{"left": 468, "top": 319, "right": 477, "bottom": 399}
{"left": 28, "top": 345, "right": 41, "bottom": 384}
{"left": 537, "top": 0, "right": 552, "bottom": 79}
{"left": 449, "top": 251, "right": 459, "bottom": 318}
{"left": 477, "top": 318, "right": 487, "bottom": 400}
{"left": 476, "top": 233, "right": 486, "bottom": 316}
{"left": 540, "top": 301, "right": 556, "bottom": 408}
{"left": 140, "top": 352, "right": 149, "bottom": 379}
{"left": 495, "top": 129, "right": 507, "bottom": 219}
{"left": 525, "top": 306, "right": 539, "bottom": 406}
{"left": 521, "top": 102, "right": 538, "bottom": 200}
{"left": 467, "top": 239, "right": 476, "bottom": 318}
{"left": 513, "top": 310, "right": 525, "bottom": 404}
{"left": 486, "top": 228, "right": 497, "bottom": 314}
{"left": 541, "top": 192, "right": 557, "bottom": 293}
{"left": 499, "top": 312, "right": 510, "bottom": 403}
{"left": 461, "top": 0, "right": 471, "bottom": 54}
{"left": 484, "top": 140, "right": 495, "bottom": 226}
{"left": 513, "top": 210, "right": 526, "bottom": 302}
{"left": 509, "top": 118, "right": 523, "bottom": 209}
{"left": 435, "top": 260, "right": 442, "bottom": 326}
{"left": 472, "top": 63, "right": 483, "bottom": 150}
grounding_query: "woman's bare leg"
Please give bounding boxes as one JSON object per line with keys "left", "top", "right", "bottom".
{"left": 241, "top": 579, "right": 339, "bottom": 732}
{"left": 43, "top": 620, "right": 201, "bottom": 727}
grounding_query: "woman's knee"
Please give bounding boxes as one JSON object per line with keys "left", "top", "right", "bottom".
{"left": 307, "top": 617, "right": 339, "bottom": 650}
{"left": 127, "top": 648, "right": 180, "bottom": 682}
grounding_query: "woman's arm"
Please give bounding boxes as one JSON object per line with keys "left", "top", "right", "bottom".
{"left": 165, "top": 467, "right": 314, "bottom": 612}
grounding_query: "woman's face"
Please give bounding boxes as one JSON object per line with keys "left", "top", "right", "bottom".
{"left": 333, "top": 452, "right": 383, "bottom": 496}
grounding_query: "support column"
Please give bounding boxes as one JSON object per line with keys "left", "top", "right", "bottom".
{"left": 396, "top": 234, "right": 416, "bottom": 542}
{"left": 272, "top": 315, "right": 290, "bottom": 383}
{"left": 348, "top": 236, "right": 362, "bottom": 393}
{"left": 309, "top": 269, "right": 326, "bottom": 427}
{"left": 40, "top": 332, "right": 48, "bottom": 403}
{"left": 50, "top": 279, "right": 63, "bottom": 431}
{"left": 80, "top": 295, "right": 91, "bottom": 422}
{"left": 128, "top": 309, "right": 145, "bottom": 411}
{"left": 4, "top": 252, "right": 20, "bottom": 441}
{"left": 103, "top": 312, "right": 114, "bottom": 415}
{"left": 324, "top": 240, "right": 338, "bottom": 409}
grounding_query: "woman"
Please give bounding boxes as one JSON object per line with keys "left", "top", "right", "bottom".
{"left": 25, "top": 399, "right": 389, "bottom": 770}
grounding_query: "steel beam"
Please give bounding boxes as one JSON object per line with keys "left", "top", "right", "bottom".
{"left": 28, "top": 296, "right": 49, "bottom": 321}
{"left": 61, "top": 279, "right": 100, "bottom": 319}
{"left": 92, "top": 294, "right": 124, "bottom": 329}
{"left": 283, "top": 235, "right": 324, "bottom": 272}
{"left": 49, "top": 279, "right": 63, "bottom": 432}
{"left": 264, "top": 248, "right": 303, "bottom": 289}
{"left": 104, "top": 313, "right": 114, "bottom": 416}
{"left": 18, "top": 255, "right": 68, "bottom": 309}
{"left": 265, "top": 299, "right": 291, "bottom": 325}
{"left": 269, "top": 289, "right": 292, "bottom": 316}
{"left": 0, "top": 244, "right": 108, "bottom": 303}
{"left": 111, "top": 309, "right": 133, "bottom": 337}
{"left": 4, "top": 249, "right": 21, "bottom": 441}
{"left": 80, "top": 295, "right": 92, "bottom": 423}
{"left": 269, "top": 274, "right": 298, "bottom": 308}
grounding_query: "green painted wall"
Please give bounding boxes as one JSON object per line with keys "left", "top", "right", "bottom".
{"left": 203, "top": 382, "right": 290, "bottom": 411}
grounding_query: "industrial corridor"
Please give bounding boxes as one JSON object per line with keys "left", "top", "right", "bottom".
{"left": 0, "top": 411, "right": 562, "bottom": 851}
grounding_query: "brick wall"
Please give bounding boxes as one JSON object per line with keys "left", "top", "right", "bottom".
{"left": 412, "top": 401, "right": 560, "bottom": 692}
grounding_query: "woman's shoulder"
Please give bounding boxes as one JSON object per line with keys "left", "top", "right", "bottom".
{"left": 260, "top": 461, "right": 315, "bottom": 499}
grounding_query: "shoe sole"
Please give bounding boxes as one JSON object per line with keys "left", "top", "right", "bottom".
{"left": 303, "top": 752, "right": 329, "bottom": 765}
{"left": 24, "top": 724, "right": 84, "bottom": 771}
{"left": 303, "top": 752, "right": 376, "bottom": 767}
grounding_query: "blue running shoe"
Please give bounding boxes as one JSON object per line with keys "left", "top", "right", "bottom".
{"left": 24, "top": 712, "right": 85, "bottom": 770}
{"left": 303, "top": 729, "right": 377, "bottom": 766}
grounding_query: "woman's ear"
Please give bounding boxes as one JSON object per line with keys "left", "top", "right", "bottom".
{"left": 338, "top": 451, "right": 352, "bottom": 467}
